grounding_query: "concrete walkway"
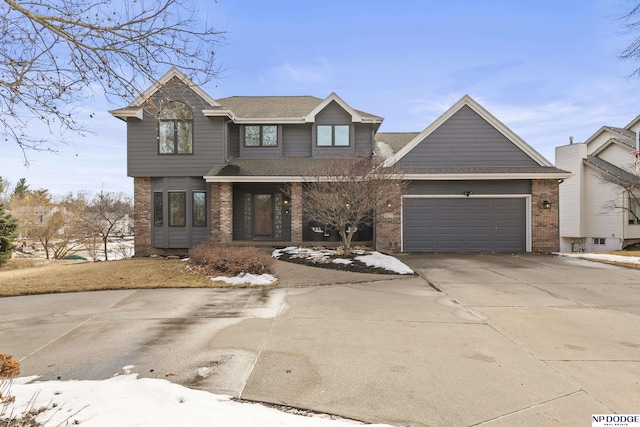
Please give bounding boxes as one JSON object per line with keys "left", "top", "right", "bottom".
{"left": 1, "top": 254, "right": 639, "bottom": 426}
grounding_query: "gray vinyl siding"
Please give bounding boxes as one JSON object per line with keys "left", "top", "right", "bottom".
{"left": 127, "top": 82, "right": 226, "bottom": 177}
{"left": 354, "top": 124, "right": 374, "bottom": 156}
{"left": 312, "top": 100, "right": 356, "bottom": 158}
{"left": 283, "top": 124, "right": 313, "bottom": 156}
{"left": 398, "top": 105, "right": 539, "bottom": 168}
{"left": 151, "top": 176, "right": 209, "bottom": 249}
{"left": 403, "top": 198, "right": 526, "bottom": 252}
{"left": 227, "top": 123, "right": 239, "bottom": 159}
{"left": 406, "top": 180, "right": 532, "bottom": 196}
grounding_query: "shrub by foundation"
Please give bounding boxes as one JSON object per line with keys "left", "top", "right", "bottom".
{"left": 188, "top": 241, "right": 274, "bottom": 277}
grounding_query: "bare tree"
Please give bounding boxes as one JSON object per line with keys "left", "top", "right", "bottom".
{"left": 600, "top": 172, "right": 640, "bottom": 221}
{"left": 83, "top": 190, "right": 132, "bottom": 260}
{"left": 11, "top": 192, "right": 56, "bottom": 258}
{"left": 1, "top": 0, "right": 224, "bottom": 153}
{"left": 620, "top": 2, "right": 640, "bottom": 77}
{"left": 302, "top": 157, "right": 404, "bottom": 255}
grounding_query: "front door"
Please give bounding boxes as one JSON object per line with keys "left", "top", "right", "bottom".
{"left": 254, "top": 194, "right": 273, "bottom": 237}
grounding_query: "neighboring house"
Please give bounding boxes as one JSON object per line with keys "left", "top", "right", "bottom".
{"left": 110, "top": 68, "right": 569, "bottom": 256}
{"left": 556, "top": 116, "right": 640, "bottom": 252}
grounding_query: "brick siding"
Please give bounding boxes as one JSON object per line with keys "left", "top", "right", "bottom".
{"left": 531, "top": 179, "right": 560, "bottom": 253}
{"left": 374, "top": 181, "right": 402, "bottom": 253}
{"left": 219, "top": 182, "right": 233, "bottom": 243}
{"left": 290, "top": 182, "right": 303, "bottom": 243}
{"left": 133, "top": 177, "right": 151, "bottom": 257}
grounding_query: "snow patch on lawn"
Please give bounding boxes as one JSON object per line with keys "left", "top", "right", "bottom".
{"left": 3, "top": 374, "right": 392, "bottom": 427}
{"left": 209, "top": 273, "right": 277, "bottom": 286}
{"left": 558, "top": 252, "right": 640, "bottom": 265}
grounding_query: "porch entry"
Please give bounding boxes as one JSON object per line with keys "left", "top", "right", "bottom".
{"left": 232, "top": 183, "right": 291, "bottom": 241}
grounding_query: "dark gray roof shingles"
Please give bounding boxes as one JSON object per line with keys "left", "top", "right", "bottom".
{"left": 216, "top": 96, "right": 383, "bottom": 121}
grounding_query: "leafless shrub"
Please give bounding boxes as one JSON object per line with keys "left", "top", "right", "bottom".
{"left": 188, "top": 241, "right": 274, "bottom": 277}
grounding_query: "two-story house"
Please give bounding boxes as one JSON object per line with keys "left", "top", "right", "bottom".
{"left": 110, "top": 68, "right": 569, "bottom": 256}
{"left": 556, "top": 116, "right": 640, "bottom": 252}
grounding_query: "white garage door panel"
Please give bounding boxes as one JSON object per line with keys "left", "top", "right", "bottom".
{"left": 402, "top": 198, "right": 526, "bottom": 252}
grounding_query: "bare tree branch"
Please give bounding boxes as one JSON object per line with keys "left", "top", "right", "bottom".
{"left": 598, "top": 161, "right": 640, "bottom": 221}
{"left": 1, "top": 0, "right": 224, "bottom": 154}
{"left": 302, "top": 157, "right": 405, "bottom": 255}
{"left": 619, "top": 2, "right": 640, "bottom": 78}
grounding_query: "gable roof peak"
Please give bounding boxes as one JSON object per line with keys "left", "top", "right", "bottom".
{"left": 304, "top": 92, "right": 362, "bottom": 123}
{"left": 383, "top": 94, "right": 553, "bottom": 168}
{"left": 625, "top": 114, "right": 640, "bottom": 131}
{"left": 129, "top": 67, "right": 220, "bottom": 108}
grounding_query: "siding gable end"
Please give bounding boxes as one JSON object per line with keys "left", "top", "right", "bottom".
{"left": 384, "top": 95, "right": 552, "bottom": 168}
{"left": 398, "top": 105, "right": 540, "bottom": 168}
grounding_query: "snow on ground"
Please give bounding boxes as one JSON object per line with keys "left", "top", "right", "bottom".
{"left": 272, "top": 247, "right": 414, "bottom": 275}
{"left": 209, "top": 273, "right": 278, "bottom": 286}
{"left": 354, "top": 252, "right": 414, "bottom": 275}
{"left": 2, "top": 375, "right": 393, "bottom": 427}
{"left": 557, "top": 252, "right": 640, "bottom": 265}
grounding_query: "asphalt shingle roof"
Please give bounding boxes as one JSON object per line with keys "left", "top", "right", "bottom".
{"left": 584, "top": 155, "right": 640, "bottom": 182}
{"left": 375, "top": 132, "right": 420, "bottom": 154}
{"left": 206, "top": 157, "right": 362, "bottom": 177}
{"left": 205, "top": 158, "right": 569, "bottom": 178}
{"left": 216, "top": 96, "right": 383, "bottom": 121}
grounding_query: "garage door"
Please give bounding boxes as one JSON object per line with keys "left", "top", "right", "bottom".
{"left": 402, "top": 198, "right": 526, "bottom": 252}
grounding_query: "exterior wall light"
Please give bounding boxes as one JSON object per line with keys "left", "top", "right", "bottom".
{"left": 542, "top": 200, "right": 551, "bottom": 209}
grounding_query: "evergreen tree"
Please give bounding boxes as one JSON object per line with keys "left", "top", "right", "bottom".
{"left": 0, "top": 204, "right": 18, "bottom": 266}
{"left": 12, "top": 178, "right": 29, "bottom": 200}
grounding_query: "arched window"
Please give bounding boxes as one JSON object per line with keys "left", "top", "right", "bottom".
{"left": 158, "top": 101, "right": 193, "bottom": 154}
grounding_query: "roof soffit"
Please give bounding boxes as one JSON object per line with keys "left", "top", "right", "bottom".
{"left": 383, "top": 94, "right": 552, "bottom": 167}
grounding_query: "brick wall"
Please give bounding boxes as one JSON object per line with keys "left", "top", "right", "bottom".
{"left": 374, "top": 180, "right": 402, "bottom": 253}
{"left": 219, "top": 182, "right": 233, "bottom": 243}
{"left": 209, "top": 183, "right": 221, "bottom": 241}
{"left": 531, "top": 179, "right": 560, "bottom": 253}
{"left": 290, "top": 182, "right": 303, "bottom": 243}
{"left": 133, "top": 177, "right": 151, "bottom": 257}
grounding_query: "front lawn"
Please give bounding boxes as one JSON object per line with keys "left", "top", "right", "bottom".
{"left": 0, "top": 257, "right": 219, "bottom": 297}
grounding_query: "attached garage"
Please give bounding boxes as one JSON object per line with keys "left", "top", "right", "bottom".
{"left": 402, "top": 196, "right": 529, "bottom": 252}
{"left": 375, "top": 95, "right": 570, "bottom": 254}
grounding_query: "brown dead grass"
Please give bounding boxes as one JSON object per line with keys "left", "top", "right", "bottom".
{"left": 0, "top": 257, "right": 228, "bottom": 297}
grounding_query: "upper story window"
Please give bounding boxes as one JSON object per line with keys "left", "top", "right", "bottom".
{"left": 245, "top": 125, "right": 277, "bottom": 147}
{"left": 317, "top": 125, "right": 350, "bottom": 147}
{"left": 159, "top": 101, "right": 193, "bottom": 154}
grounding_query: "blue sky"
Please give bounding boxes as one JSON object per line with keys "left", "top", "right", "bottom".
{"left": 2, "top": 0, "right": 639, "bottom": 196}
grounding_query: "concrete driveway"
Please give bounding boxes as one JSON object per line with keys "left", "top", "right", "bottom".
{"left": 1, "top": 254, "right": 639, "bottom": 426}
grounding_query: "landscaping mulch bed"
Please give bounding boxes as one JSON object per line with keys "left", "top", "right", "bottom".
{"left": 273, "top": 247, "right": 407, "bottom": 275}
